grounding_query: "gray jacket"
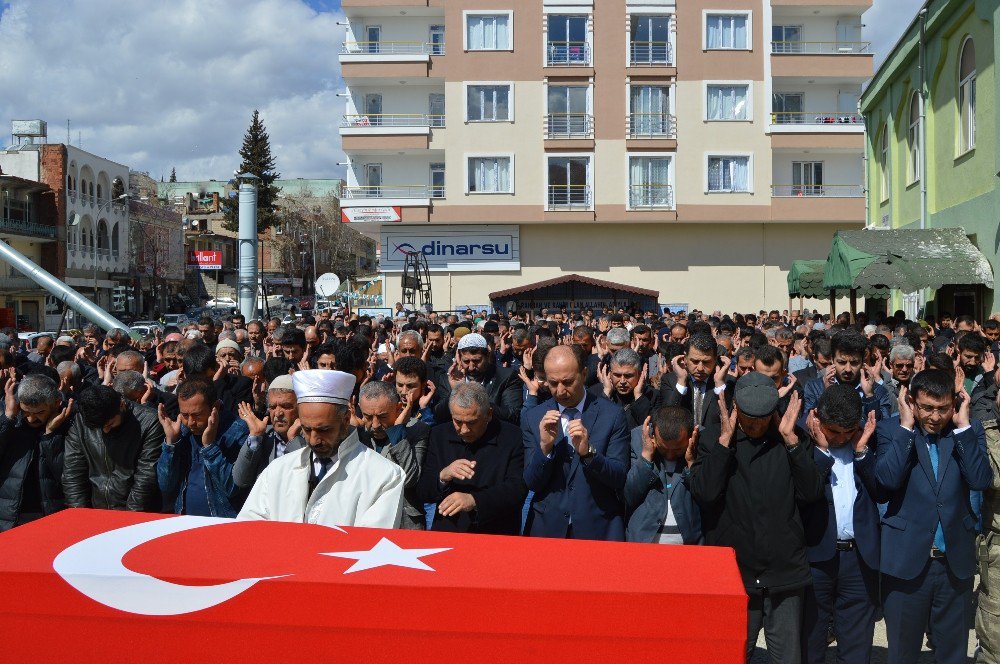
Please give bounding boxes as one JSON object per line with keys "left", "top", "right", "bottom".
{"left": 363, "top": 420, "right": 429, "bottom": 529}
{"left": 231, "top": 426, "right": 306, "bottom": 489}
{"left": 623, "top": 425, "right": 702, "bottom": 545}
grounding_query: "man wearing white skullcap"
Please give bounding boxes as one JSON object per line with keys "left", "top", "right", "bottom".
{"left": 434, "top": 332, "right": 523, "bottom": 426}
{"left": 231, "top": 375, "right": 306, "bottom": 489}
{"left": 238, "top": 369, "right": 405, "bottom": 528}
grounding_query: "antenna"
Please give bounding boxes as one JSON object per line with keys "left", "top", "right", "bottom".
{"left": 66, "top": 119, "right": 70, "bottom": 144}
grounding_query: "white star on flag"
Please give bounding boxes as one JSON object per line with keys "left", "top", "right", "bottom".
{"left": 321, "top": 537, "right": 452, "bottom": 574}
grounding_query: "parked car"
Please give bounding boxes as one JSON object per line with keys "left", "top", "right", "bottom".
{"left": 205, "top": 297, "right": 237, "bottom": 309}
{"left": 160, "top": 313, "right": 188, "bottom": 327}
{"left": 130, "top": 322, "right": 163, "bottom": 338}
{"left": 18, "top": 332, "right": 57, "bottom": 352}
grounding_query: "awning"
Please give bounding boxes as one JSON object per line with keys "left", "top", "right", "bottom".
{"left": 788, "top": 259, "right": 889, "bottom": 299}
{"left": 822, "top": 228, "right": 994, "bottom": 297}
{"left": 489, "top": 274, "right": 658, "bottom": 301}
{"left": 489, "top": 274, "right": 659, "bottom": 311}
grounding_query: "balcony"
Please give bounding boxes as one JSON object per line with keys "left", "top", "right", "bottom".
{"left": 629, "top": 185, "right": 674, "bottom": 210}
{"left": 341, "top": 41, "right": 441, "bottom": 59}
{"left": 772, "top": 41, "right": 870, "bottom": 55}
{"left": 769, "top": 112, "right": 864, "bottom": 135}
{"left": 628, "top": 42, "right": 673, "bottom": 67}
{"left": 626, "top": 114, "right": 677, "bottom": 150}
{"left": 547, "top": 185, "right": 591, "bottom": 211}
{"left": 0, "top": 274, "right": 41, "bottom": 292}
{"left": 545, "top": 114, "right": 593, "bottom": 139}
{"left": 771, "top": 41, "right": 874, "bottom": 79}
{"left": 546, "top": 42, "right": 591, "bottom": 67}
{"left": 341, "top": 184, "right": 443, "bottom": 209}
{"left": 340, "top": 114, "right": 444, "bottom": 148}
{"left": 772, "top": 184, "right": 863, "bottom": 198}
{"left": 0, "top": 216, "right": 57, "bottom": 240}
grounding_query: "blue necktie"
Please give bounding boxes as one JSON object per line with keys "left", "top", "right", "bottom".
{"left": 928, "top": 436, "right": 946, "bottom": 553}
{"left": 563, "top": 408, "right": 579, "bottom": 453}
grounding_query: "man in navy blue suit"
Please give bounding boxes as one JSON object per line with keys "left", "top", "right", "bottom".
{"left": 800, "top": 330, "right": 892, "bottom": 429}
{"left": 522, "top": 344, "right": 629, "bottom": 540}
{"left": 876, "top": 369, "right": 994, "bottom": 664}
{"left": 800, "top": 385, "right": 883, "bottom": 664}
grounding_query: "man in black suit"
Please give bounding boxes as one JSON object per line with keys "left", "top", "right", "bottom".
{"left": 590, "top": 348, "right": 660, "bottom": 429}
{"left": 800, "top": 385, "right": 883, "bottom": 664}
{"left": 434, "top": 333, "right": 523, "bottom": 426}
{"left": 419, "top": 382, "right": 527, "bottom": 535}
{"left": 659, "top": 333, "right": 734, "bottom": 436}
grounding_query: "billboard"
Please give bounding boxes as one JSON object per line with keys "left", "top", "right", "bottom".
{"left": 341, "top": 207, "right": 401, "bottom": 223}
{"left": 380, "top": 225, "right": 520, "bottom": 272}
{"left": 187, "top": 250, "right": 222, "bottom": 270}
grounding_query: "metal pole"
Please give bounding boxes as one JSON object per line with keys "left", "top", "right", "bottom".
{"left": 237, "top": 175, "right": 259, "bottom": 321}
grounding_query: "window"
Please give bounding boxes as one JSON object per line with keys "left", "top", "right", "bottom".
{"left": 428, "top": 93, "right": 446, "bottom": 127}
{"left": 630, "top": 85, "right": 673, "bottom": 136}
{"left": 772, "top": 92, "right": 803, "bottom": 124}
{"left": 430, "top": 163, "right": 446, "bottom": 197}
{"left": 629, "top": 157, "right": 673, "bottom": 208}
{"left": 707, "top": 156, "right": 751, "bottom": 192}
{"left": 429, "top": 25, "right": 445, "bottom": 55}
{"left": 547, "top": 14, "right": 589, "bottom": 65}
{"left": 468, "top": 157, "right": 512, "bottom": 193}
{"left": 466, "top": 13, "right": 511, "bottom": 51}
{"left": 547, "top": 86, "right": 590, "bottom": 136}
{"left": 792, "top": 161, "right": 823, "bottom": 196}
{"left": 908, "top": 92, "right": 921, "bottom": 182}
{"left": 707, "top": 84, "right": 750, "bottom": 120}
{"left": 958, "top": 37, "right": 976, "bottom": 153}
{"left": 771, "top": 25, "right": 802, "bottom": 53}
{"left": 705, "top": 13, "right": 749, "bottom": 50}
{"left": 547, "top": 156, "right": 591, "bottom": 208}
{"left": 879, "top": 126, "right": 889, "bottom": 200}
{"left": 467, "top": 84, "right": 511, "bottom": 122}
{"left": 630, "top": 15, "right": 672, "bottom": 65}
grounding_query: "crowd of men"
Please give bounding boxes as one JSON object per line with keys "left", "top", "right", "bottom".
{"left": 0, "top": 304, "right": 998, "bottom": 663}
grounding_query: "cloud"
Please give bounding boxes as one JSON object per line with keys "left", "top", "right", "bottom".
{"left": 0, "top": 0, "right": 346, "bottom": 181}
{"left": 864, "top": 0, "right": 925, "bottom": 69}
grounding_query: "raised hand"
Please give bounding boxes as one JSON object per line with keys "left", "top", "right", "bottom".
{"left": 288, "top": 418, "right": 302, "bottom": 440}
{"left": 685, "top": 426, "right": 699, "bottom": 466}
{"left": 4, "top": 373, "right": 18, "bottom": 420}
{"left": 897, "top": 386, "right": 915, "bottom": 430}
{"left": 983, "top": 351, "right": 997, "bottom": 374}
{"left": 157, "top": 403, "right": 182, "bottom": 445}
{"left": 238, "top": 401, "right": 268, "bottom": 437}
{"left": 201, "top": 404, "right": 220, "bottom": 447}
{"left": 717, "top": 393, "right": 737, "bottom": 448}
{"left": 440, "top": 458, "right": 476, "bottom": 483}
{"left": 859, "top": 365, "right": 875, "bottom": 398}
{"left": 953, "top": 389, "right": 972, "bottom": 429}
{"left": 518, "top": 366, "right": 541, "bottom": 396}
{"left": 634, "top": 364, "right": 648, "bottom": 399}
{"left": 212, "top": 362, "right": 226, "bottom": 382}
{"left": 45, "top": 398, "right": 75, "bottom": 434}
{"left": 522, "top": 347, "right": 534, "bottom": 371}
{"left": 566, "top": 419, "right": 590, "bottom": 457}
{"left": 538, "top": 409, "right": 561, "bottom": 455}
{"left": 778, "top": 391, "right": 802, "bottom": 448}
{"left": 395, "top": 394, "right": 414, "bottom": 426}
{"left": 640, "top": 416, "right": 657, "bottom": 462}
{"left": 418, "top": 380, "right": 437, "bottom": 409}
{"left": 713, "top": 356, "right": 731, "bottom": 386}
{"left": 853, "top": 410, "right": 877, "bottom": 454}
{"left": 597, "top": 362, "right": 614, "bottom": 398}
{"left": 348, "top": 396, "right": 362, "bottom": 427}
{"left": 823, "top": 365, "right": 837, "bottom": 389}
{"left": 670, "top": 354, "right": 688, "bottom": 386}
{"left": 806, "top": 411, "right": 829, "bottom": 450}
{"left": 448, "top": 354, "right": 465, "bottom": 389}
{"left": 954, "top": 366, "right": 966, "bottom": 394}
{"left": 778, "top": 374, "right": 798, "bottom": 399}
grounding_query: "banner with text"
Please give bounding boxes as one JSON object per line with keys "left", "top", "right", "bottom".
{"left": 187, "top": 250, "right": 222, "bottom": 271}
{"left": 380, "top": 225, "right": 520, "bottom": 272}
{"left": 342, "top": 207, "right": 401, "bottom": 223}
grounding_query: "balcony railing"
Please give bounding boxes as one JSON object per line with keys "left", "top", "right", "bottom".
{"left": 97, "top": 247, "right": 113, "bottom": 260}
{"left": 629, "top": 41, "right": 673, "bottom": 66}
{"left": 341, "top": 114, "right": 445, "bottom": 128}
{"left": 772, "top": 184, "right": 864, "bottom": 198}
{"left": 627, "top": 113, "right": 676, "bottom": 138}
{"left": 68, "top": 192, "right": 77, "bottom": 203}
{"left": 547, "top": 185, "right": 591, "bottom": 210}
{"left": 343, "top": 185, "right": 445, "bottom": 199}
{"left": 546, "top": 42, "right": 591, "bottom": 66}
{"left": 80, "top": 194, "right": 94, "bottom": 206}
{"left": 771, "top": 41, "right": 871, "bottom": 54}
{"left": 771, "top": 112, "right": 864, "bottom": 126}
{"left": 545, "top": 113, "right": 593, "bottom": 138}
{"left": 0, "top": 216, "right": 57, "bottom": 239}
{"left": 629, "top": 185, "right": 674, "bottom": 209}
{"left": 341, "top": 41, "right": 443, "bottom": 56}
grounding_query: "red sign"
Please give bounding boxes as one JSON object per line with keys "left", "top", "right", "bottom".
{"left": 187, "top": 250, "right": 222, "bottom": 270}
{"left": 0, "top": 510, "right": 746, "bottom": 661}
{"left": 341, "top": 206, "right": 401, "bottom": 223}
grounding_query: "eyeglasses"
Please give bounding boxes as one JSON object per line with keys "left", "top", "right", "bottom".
{"left": 914, "top": 402, "right": 953, "bottom": 416}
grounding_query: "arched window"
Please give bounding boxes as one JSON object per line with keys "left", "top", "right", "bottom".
{"left": 111, "top": 223, "right": 120, "bottom": 257}
{"left": 96, "top": 184, "right": 103, "bottom": 202}
{"left": 89, "top": 182, "right": 95, "bottom": 197}
{"left": 879, "top": 124, "right": 889, "bottom": 200}
{"left": 908, "top": 92, "right": 921, "bottom": 182}
{"left": 959, "top": 37, "right": 976, "bottom": 153}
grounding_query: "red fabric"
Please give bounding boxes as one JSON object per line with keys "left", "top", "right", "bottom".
{"left": 0, "top": 509, "right": 747, "bottom": 662}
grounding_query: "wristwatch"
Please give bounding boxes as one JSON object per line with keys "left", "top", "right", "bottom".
{"left": 581, "top": 445, "right": 597, "bottom": 460}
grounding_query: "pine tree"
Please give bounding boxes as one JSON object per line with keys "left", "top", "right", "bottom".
{"left": 169, "top": 167, "right": 177, "bottom": 182}
{"left": 222, "top": 110, "right": 281, "bottom": 233}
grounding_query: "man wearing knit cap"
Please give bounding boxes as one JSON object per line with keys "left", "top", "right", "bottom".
{"left": 688, "top": 372, "right": 824, "bottom": 662}
{"left": 434, "top": 332, "right": 523, "bottom": 427}
{"left": 239, "top": 369, "right": 405, "bottom": 527}
{"left": 232, "top": 375, "right": 306, "bottom": 488}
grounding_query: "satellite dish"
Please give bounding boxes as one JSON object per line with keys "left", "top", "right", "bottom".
{"left": 315, "top": 272, "right": 341, "bottom": 298}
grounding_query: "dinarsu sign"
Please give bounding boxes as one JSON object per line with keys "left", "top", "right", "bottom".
{"left": 380, "top": 225, "right": 520, "bottom": 272}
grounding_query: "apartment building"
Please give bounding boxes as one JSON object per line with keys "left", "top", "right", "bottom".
{"left": 339, "top": 0, "right": 873, "bottom": 312}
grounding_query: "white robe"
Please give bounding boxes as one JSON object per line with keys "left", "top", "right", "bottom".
{"left": 237, "top": 428, "right": 404, "bottom": 529}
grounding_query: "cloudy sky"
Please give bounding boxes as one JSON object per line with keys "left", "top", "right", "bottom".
{"left": 0, "top": 0, "right": 922, "bottom": 183}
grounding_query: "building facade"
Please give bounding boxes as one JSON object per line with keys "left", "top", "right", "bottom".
{"left": 1, "top": 124, "right": 131, "bottom": 326}
{"left": 860, "top": 0, "right": 997, "bottom": 317}
{"left": 128, "top": 199, "right": 185, "bottom": 317}
{"left": 339, "top": 0, "right": 873, "bottom": 312}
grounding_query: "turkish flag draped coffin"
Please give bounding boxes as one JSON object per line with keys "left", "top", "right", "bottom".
{"left": 0, "top": 510, "right": 747, "bottom": 662}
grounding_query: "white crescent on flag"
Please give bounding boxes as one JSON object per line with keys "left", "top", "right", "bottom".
{"left": 52, "top": 515, "right": 294, "bottom": 616}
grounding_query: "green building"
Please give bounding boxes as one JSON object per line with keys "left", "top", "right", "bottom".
{"left": 860, "top": 0, "right": 997, "bottom": 318}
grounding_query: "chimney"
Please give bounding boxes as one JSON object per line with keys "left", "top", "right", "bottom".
{"left": 212, "top": 191, "right": 220, "bottom": 212}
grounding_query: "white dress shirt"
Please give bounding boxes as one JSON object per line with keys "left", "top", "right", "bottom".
{"left": 819, "top": 446, "right": 857, "bottom": 540}
{"left": 558, "top": 393, "right": 588, "bottom": 441}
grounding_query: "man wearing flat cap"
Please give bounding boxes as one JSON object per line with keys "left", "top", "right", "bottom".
{"left": 688, "top": 372, "right": 824, "bottom": 663}
{"left": 238, "top": 369, "right": 405, "bottom": 528}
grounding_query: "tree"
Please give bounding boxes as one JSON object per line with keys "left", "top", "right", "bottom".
{"left": 169, "top": 167, "right": 177, "bottom": 183}
{"left": 221, "top": 110, "right": 281, "bottom": 234}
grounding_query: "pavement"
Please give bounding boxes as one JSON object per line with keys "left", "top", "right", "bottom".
{"left": 751, "top": 616, "right": 979, "bottom": 663}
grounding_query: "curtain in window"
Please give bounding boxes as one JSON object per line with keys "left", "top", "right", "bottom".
{"left": 707, "top": 15, "right": 746, "bottom": 49}
{"left": 731, "top": 157, "right": 749, "bottom": 191}
{"left": 709, "top": 157, "right": 749, "bottom": 191}
{"left": 707, "top": 85, "right": 747, "bottom": 120}
{"left": 630, "top": 158, "right": 670, "bottom": 206}
{"left": 468, "top": 15, "right": 508, "bottom": 49}
{"left": 468, "top": 86, "right": 509, "bottom": 121}
{"left": 470, "top": 158, "right": 510, "bottom": 193}
{"left": 631, "top": 86, "right": 669, "bottom": 134}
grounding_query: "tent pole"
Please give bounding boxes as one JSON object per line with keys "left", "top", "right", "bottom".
{"left": 850, "top": 289, "right": 857, "bottom": 324}
{"left": 829, "top": 290, "right": 836, "bottom": 319}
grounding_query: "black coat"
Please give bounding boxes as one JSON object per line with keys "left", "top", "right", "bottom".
{"left": 434, "top": 364, "right": 524, "bottom": 426}
{"left": 214, "top": 373, "right": 253, "bottom": 413}
{"left": 0, "top": 412, "right": 69, "bottom": 530}
{"left": 659, "top": 373, "right": 735, "bottom": 439}
{"left": 688, "top": 426, "right": 825, "bottom": 594}
{"left": 587, "top": 384, "right": 661, "bottom": 430}
{"left": 419, "top": 417, "right": 527, "bottom": 535}
{"left": 62, "top": 403, "right": 164, "bottom": 512}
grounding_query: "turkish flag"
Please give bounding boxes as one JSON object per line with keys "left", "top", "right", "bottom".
{"left": 0, "top": 510, "right": 747, "bottom": 662}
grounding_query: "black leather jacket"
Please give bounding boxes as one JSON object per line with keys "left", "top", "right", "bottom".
{"left": 62, "top": 403, "right": 164, "bottom": 512}
{"left": 0, "top": 412, "right": 68, "bottom": 530}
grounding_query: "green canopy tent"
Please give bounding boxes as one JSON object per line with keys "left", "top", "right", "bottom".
{"left": 821, "top": 228, "right": 994, "bottom": 320}
{"left": 787, "top": 259, "right": 889, "bottom": 315}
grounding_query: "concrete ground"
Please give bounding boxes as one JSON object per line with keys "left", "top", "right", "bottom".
{"left": 750, "top": 616, "right": 979, "bottom": 662}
